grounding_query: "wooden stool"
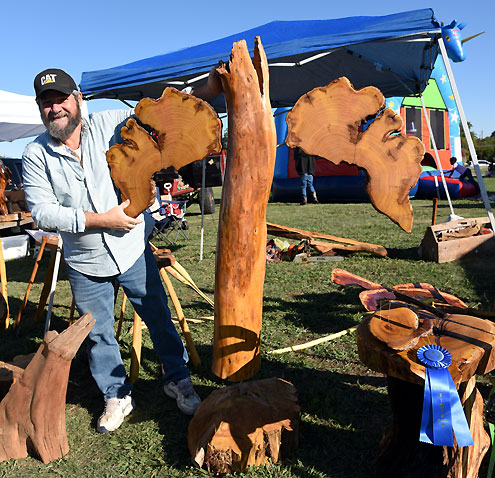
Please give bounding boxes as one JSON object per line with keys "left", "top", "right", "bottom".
{"left": 357, "top": 305, "right": 495, "bottom": 478}
{"left": 115, "top": 248, "right": 201, "bottom": 383}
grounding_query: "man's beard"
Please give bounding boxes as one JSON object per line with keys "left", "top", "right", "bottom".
{"left": 43, "top": 103, "right": 82, "bottom": 143}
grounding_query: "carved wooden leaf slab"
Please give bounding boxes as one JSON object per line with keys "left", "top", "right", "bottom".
{"left": 107, "top": 87, "right": 222, "bottom": 217}
{"left": 286, "top": 77, "right": 424, "bottom": 232}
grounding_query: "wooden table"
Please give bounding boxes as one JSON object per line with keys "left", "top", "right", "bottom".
{"left": 0, "top": 212, "right": 34, "bottom": 231}
{"left": 357, "top": 305, "right": 495, "bottom": 478}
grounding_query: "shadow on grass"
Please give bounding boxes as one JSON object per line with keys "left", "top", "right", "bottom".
{"left": 59, "top": 334, "right": 389, "bottom": 478}
{"left": 458, "top": 241, "right": 495, "bottom": 310}
{"left": 263, "top": 288, "right": 364, "bottom": 335}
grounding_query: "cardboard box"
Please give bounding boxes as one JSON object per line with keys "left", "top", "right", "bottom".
{"left": 1, "top": 234, "right": 30, "bottom": 261}
{"left": 420, "top": 217, "right": 494, "bottom": 263}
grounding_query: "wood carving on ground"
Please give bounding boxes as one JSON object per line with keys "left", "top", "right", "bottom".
{"left": 0, "top": 314, "right": 94, "bottom": 464}
{"left": 188, "top": 378, "right": 299, "bottom": 474}
{"left": 267, "top": 221, "right": 387, "bottom": 257}
{"left": 286, "top": 77, "right": 424, "bottom": 232}
{"left": 212, "top": 37, "right": 277, "bottom": 381}
{"left": 107, "top": 88, "right": 222, "bottom": 217}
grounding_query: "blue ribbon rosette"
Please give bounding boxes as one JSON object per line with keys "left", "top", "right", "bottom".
{"left": 417, "top": 344, "right": 474, "bottom": 447}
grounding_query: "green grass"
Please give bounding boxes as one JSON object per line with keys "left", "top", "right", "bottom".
{"left": 1, "top": 181, "right": 495, "bottom": 477}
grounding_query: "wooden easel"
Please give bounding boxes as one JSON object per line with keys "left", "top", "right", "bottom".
{"left": 0, "top": 212, "right": 35, "bottom": 329}
{"left": 0, "top": 238, "right": 8, "bottom": 329}
{"left": 116, "top": 246, "right": 207, "bottom": 382}
{"left": 15, "top": 233, "right": 64, "bottom": 330}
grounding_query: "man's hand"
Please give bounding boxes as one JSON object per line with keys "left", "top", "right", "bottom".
{"left": 85, "top": 199, "right": 143, "bottom": 231}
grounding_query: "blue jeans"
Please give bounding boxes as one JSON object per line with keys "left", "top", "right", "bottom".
{"left": 300, "top": 173, "right": 315, "bottom": 196}
{"left": 66, "top": 245, "right": 189, "bottom": 400}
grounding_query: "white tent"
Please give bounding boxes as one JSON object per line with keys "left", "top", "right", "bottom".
{"left": 0, "top": 90, "right": 45, "bottom": 142}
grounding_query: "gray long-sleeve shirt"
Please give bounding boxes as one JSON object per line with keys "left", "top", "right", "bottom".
{"left": 22, "top": 109, "right": 151, "bottom": 277}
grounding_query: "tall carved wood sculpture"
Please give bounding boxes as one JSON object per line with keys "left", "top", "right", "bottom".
{"left": 212, "top": 37, "right": 277, "bottom": 381}
{"left": 332, "top": 270, "right": 493, "bottom": 478}
{"left": 107, "top": 88, "right": 222, "bottom": 218}
{"left": 0, "top": 314, "right": 94, "bottom": 464}
{"left": 286, "top": 77, "right": 424, "bottom": 232}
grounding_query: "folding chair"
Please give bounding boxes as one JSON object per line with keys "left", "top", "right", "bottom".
{"left": 150, "top": 188, "right": 189, "bottom": 245}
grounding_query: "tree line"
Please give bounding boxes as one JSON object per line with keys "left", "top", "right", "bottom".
{"left": 461, "top": 123, "right": 495, "bottom": 164}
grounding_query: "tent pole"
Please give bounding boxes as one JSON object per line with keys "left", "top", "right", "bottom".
{"left": 438, "top": 37, "right": 495, "bottom": 232}
{"left": 419, "top": 94, "right": 458, "bottom": 220}
{"left": 199, "top": 157, "right": 206, "bottom": 261}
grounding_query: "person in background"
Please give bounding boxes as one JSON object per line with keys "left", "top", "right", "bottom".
{"left": 294, "top": 147, "right": 318, "bottom": 205}
{"left": 23, "top": 68, "right": 221, "bottom": 434}
{"left": 448, "top": 156, "right": 476, "bottom": 184}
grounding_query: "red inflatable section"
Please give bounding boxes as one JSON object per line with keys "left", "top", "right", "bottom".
{"left": 417, "top": 176, "right": 479, "bottom": 199}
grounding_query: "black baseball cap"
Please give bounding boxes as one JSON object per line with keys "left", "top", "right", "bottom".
{"left": 34, "top": 68, "right": 78, "bottom": 100}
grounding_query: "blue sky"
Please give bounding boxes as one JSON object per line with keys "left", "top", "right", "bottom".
{"left": 1, "top": 0, "right": 493, "bottom": 157}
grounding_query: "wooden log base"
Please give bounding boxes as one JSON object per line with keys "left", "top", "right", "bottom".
{"left": 0, "top": 314, "right": 94, "bottom": 464}
{"left": 188, "top": 378, "right": 299, "bottom": 474}
{"left": 286, "top": 77, "right": 424, "bottom": 232}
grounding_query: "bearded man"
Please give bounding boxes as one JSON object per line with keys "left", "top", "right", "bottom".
{"left": 22, "top": 68, "right": 221, "bottom": 433}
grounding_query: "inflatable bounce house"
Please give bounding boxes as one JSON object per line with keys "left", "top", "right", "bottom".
{"left": 390, "top": 56, "right": 478, "bottom": 200}
{"left": 271, "top": 22, "right": 480, "bottom": 202}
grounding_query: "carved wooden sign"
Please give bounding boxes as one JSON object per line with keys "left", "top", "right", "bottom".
{"left": 286, "top": 77, "right": 424, "bottom": 232}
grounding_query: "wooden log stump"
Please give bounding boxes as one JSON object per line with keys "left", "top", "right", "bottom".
{"left": 286, "top": 77, "right": 424, "bottom": 232}
{"left": 212, "top": 37, "right": 277, "bottom": 381}
{"left": 188, "top": 378, "right": 299, "bottom": 474}
{"left": 0, "top": 314, "right": 94, "bottom": 464}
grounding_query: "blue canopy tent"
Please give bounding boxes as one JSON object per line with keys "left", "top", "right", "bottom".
{"left": 79, "top": 6, "right": 495, "bottom": 239}
{"left": 80, "top": 8, "right": 442, "bottom": 111}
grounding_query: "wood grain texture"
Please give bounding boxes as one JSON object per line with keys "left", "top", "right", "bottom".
{"left": 357, "top": 307, "right": 495, "bottom": 386}
{"left": 212, "top": 37, "right": 277, "bottom": 381}
{"left": 0, "top": 314, "right": 93, "bottom": 463}
{"left": 188, "top": 378, "right": 299, "bottom": 474}
{"left": 286, "top": 77, "right": 424, "bottom": 232}
{"left": 107, "top": 87, "right": 222, "bottom": 217}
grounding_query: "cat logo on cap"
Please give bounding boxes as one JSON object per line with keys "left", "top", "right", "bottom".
{"left": 41, "top": 74, "right": 57, "bottom": 86}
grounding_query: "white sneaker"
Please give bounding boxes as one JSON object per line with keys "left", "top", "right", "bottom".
{"left": 163, "top": 377, "right": 201, "bottom": 415}
{"left": 97, "top": 395, "right": 135, "bottom": 433}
